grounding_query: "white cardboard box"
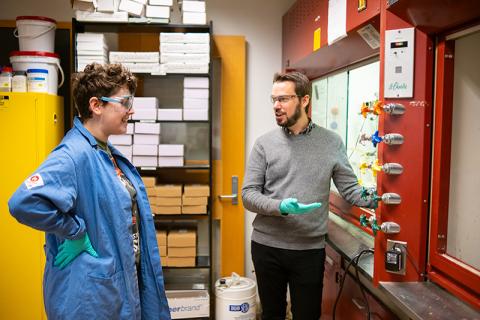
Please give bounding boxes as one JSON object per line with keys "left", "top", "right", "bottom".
{"left": 132, "top": 0, "right": 147, "bottom": 4}
{"left": 133, "top": 97, "right": 158, "bottom": 109}
{"left": 109, "top": 134, "right": 132, "bottom": 145}
{"left": 133, "top": 144, "right": 158, "bottom": 156}
{"left": 184, "top": 33, "right": 210, "bottom": 44}
{"left": 161, "top": 53, "right": 209, "bottom": 64}
{"left": 135, "top": 122, "right": 161, "bottom": 134}
{"left": 114, "top": 145, "right": 133, "bottom": 156}
{"left": 183, "top": 108, "right": 208, "bottom": 121}
{"left": 75, "top": 10, "right": 129, "bottom": 22}
{"left": 158, "top": 156, "right": 184, "bottom": 167}
{"left": 182, "top": 12, "right": 206, "bottom": 25}
{"left": 97, "top": 0, "right": 119, "bottom": 12}
{"left": 131, "top": 108, "right": 158, "bottom": 121}
{"left": 158, "top": 144, "right": 184, "bottom": 156}
{"left": 182, "top": 0, "right": 205, "bottom": 13}
{"left": 160, "top": 32, "right": 185, "bottom": 43}
{"left": 184, "top": 77, "right": 209, "bottom": 89}
{"left": 149, "top": 0, "right": 172, "bottom": 5}
{"left": 126, "top": 123, "right": 134, "bottom": 134}
{"left": 119, "top": 0, "right": 144, "bottom": 16}
{"left": 166, "top": 290, "right": 209, "bottom": 319}
{"left": 183, "top": 98, "right": 208, "bottom": 109}
{"left": 146, "top": 5, "right": 170, "bottom": 18}
{"left": 160, "top": 43, "right": 210, "bottom": 54}
{"left": 133, "top": 156, "right": 157, "bottom": 167}
{"left": 134, "top": 134, "right": 160, "bottom": 145}
{"left": 184, "top": 88, "right": 209, "bottom": 99}
{"left": 166, "top": 63, "right": 209, "bottom": 74}
{"left": 157, "top": 109, "right": 183, "bottom": 120}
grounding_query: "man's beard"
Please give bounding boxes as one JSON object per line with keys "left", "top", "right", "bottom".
{"left": 277, "top": 102, "right": 302, "bottom": 128}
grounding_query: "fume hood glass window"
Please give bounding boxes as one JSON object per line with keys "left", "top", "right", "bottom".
{"left": 311, "top": 60, "right": 379, "bottom": 195}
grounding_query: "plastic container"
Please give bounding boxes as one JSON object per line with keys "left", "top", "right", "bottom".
{"left": 215, "top": 273, "right": 257, "bottom": 320}
{"left": 12, "top": 71, "right": 27, "bottom": 92}
{"left": 14, "top": 16, "right": 56, "bottom": 52}
{"left": 27, "top": 69, "right": 48, "bottom": 93}
{"left": 0, "top": 66, "right": 13, "bottom": 92}
{"left": 10, "top": 51, "right": 64, "bottom": 95}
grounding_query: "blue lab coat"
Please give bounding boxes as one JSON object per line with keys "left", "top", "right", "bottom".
{"left": 9, "top": 117, "right": 171, "bottom": 320}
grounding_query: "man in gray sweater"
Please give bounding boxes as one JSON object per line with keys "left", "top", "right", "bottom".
{"left": 242, "top": 71, "right": 373, "bottom": 320}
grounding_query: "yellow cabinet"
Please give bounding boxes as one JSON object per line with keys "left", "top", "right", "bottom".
{"left": 0, "top": 93, "right": 64, "bottom": 319}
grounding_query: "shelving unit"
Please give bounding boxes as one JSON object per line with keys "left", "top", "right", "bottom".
{"left": 72, "top": 18, "right": 213, "bottom": 317}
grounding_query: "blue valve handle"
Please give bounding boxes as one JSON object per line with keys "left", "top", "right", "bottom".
{"left": 371, "top": 130, "right": 383, "bottom": 147}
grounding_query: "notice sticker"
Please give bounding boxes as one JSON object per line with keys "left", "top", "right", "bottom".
{"left": 25, "top": 173, "right": 45, "bottom": 189}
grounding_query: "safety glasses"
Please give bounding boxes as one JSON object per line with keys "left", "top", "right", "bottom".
{"left": 100, "top": 95, "right": 134, "bottom": 111}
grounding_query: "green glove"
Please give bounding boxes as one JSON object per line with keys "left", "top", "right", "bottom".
{"left": 279, "top": 198, "right": 322, "bottom": 215}
{"left": 54, "top": 233, "right": 98, "bottom": 269}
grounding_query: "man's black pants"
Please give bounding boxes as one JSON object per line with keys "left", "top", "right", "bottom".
{"left": 251, "top": 241, "right": 326, "bottom": 320}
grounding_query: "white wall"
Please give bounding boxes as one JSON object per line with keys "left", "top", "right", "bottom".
{"left": 0, "top": 0, "right": 295, "bottom": 279}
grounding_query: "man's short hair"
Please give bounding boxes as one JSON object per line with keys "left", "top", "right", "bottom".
{"left": 273, "top": 71, "right": 311, "bottom": 113}
{"left": 72, "top": 63, "right": 137, "bottom": 120}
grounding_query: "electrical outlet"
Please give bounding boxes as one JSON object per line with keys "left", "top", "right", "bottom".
{"left": 386, "top": 240, "right": 407, "bottom": 275}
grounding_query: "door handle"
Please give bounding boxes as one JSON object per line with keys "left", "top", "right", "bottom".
{"left": 218, "top": 175, "right": 238, "bottom": 205}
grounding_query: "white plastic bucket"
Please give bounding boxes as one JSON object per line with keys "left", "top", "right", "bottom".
{"left": 215, "top": 273, "right": 257, "bottom": 320}
{"left": 14, "top": 16, "right": 57, "bottom": 52}
{"left": 10, "top": 51, "right": 64, "bottom": 95}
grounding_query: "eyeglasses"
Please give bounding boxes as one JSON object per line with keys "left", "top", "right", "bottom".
{"left": 100, "top": 95, "right": 134, "bottom": 111}
{"left": 270, "top": 95, "right": 301, "bottom": 104}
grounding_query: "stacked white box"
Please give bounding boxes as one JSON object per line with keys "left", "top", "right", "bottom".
{"left": 109, "top": 52, "right": 160, "bottom": 74}
{"left": 109, "top": 134, "right": 132, "bottom": 145}
{"left": 76, "top": 33, "right": 109, "bottom": 71}
{"left": 160, "top": 33, "right": 210, "bottom": 74}
{"left": 75, "top": 0, "right": 172, "bottom": 22}
{"left": 183, "top": 77, "right": 208, "bottom": 120}
{"left": 158, "top": 144, "right": 184, "bottom": 167}
{"left": 181, "top": 0, "right": 206, "bottom": 25}
{"left": 157, "top": 109, "right": 183, "bottom": 120}
{"left": 132, "top": 97, "right": 158, "bottom": 120}
{"left": 135, "top": 122, "right": 161, "bottom": 134}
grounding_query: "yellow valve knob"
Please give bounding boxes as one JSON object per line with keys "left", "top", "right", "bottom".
{"left": 373, "top": 100, "right": 383, "bottom": 115}
{"left": 359, "top": 162, "right": 369, "bottom": 174}
{"left": 360, "top": 103, "right": 369, "bottom": 118}
{"left": 371, "top": 159, "right": 382, "bottom": 177}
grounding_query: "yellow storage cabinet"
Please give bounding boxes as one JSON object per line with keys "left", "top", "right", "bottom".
{"left": 0, "top": 93, "right": 64, "bottom": 319}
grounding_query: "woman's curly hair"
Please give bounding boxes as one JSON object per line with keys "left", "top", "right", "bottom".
{"left": 72, "top": 63, "right": 137, "bottom": 120}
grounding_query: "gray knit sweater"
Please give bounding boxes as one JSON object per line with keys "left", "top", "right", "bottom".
{"left": 242, "top": 124, "right": 373, "bottom": 250}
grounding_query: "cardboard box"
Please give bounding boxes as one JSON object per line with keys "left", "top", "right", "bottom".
{"left": 133, "top": 156, "right": 157, "bottom": 167}
{"left": 182, "top": 0, "right": 205, "bottom": 13}
{"left": 160, "top": 32, "right": 185, "bottom": 43}
{"left": 161, "top": 53, "right": 209, "bottom": 64}
{"left": 119, "top": 0, "right": 144, "bottom": 16}
{"left": 166, "top": 257, "right": 196, "bottom": 267}
{"left": 142, "top": 176, "right": 156, "bottom": 188}
{"left": 97, "top": 0, "right": 119, "bottom": 12}
{"left": 165, "top": 63, "right": 209, "bottom": 74}
{"left": 184, "top": 77, "right": 209, "bottom": 89}
{"left": 166, "top": 290, "right": 209, "bottom": 319}
{"left": 126, "top": 123, "right": 134, "bottom": 134}
{"left": 183, "top": 184, "right": 210, "bottom": 197}
{"left": 149, "top": 0, "right": 172, "bottom": 5}
{"left": 183, "top": 98, "right": 208, "bottom": 109}
{"left": 133, "top": 97, "right": 159, "bottom": 109}
{"left": 182, "top": 205, "right": 207, "bottom": 214}
{"left": 157, "top": 108, "right": 183, "bottom": 120}
{"left": 135, "top": 122, "right": 161, "bottom": 134}
{"left": 168, "top": 230, "right": 196, "bottom": 247}
{"left": 133, "top": 144, "right": 158, "bottom": 156}
{"left": 158, "top": 156, "right": 184, "bottom": 167}
{"left": 182, "top": 12, "right": 206, "bottom": 25}
{"left": 75, "top": 10, "right": 129, "bottom": 22}
{"left": 114, "top": 145, "right": 133, "bottom": 156}
{"left": 158, "top": 144, "right": 184, "bottom": 156}
{"left": 159, "top": 245, "right": 167, "bottom": 257}
{"left": 184, "top": 88, "right": 209, "bottom": 99}
{"left": 109, "top": 134, "right": 132, "bottom": 145}
{"left": 153, "top": 197, "right": 182, "bottom": 206}
{"left": 133, "top": 134, "right": 160, "bottom": 145}
{"left": 131, "top": 108, "right": 158, "bottom": 121}
{"left": 184, "top": 33, "right": 210, "bottom": 44}
{"left": 183, "top": 108, "right": 208, "bottom": 121}
{"left": 153, "top": 206, "right": 181, "bottom": 214}
{"left": 160, "top": 43, "right": 210, "bottom": 54}
{"left": 182, "top": 196, "right": 208, "bottom": 206}
{"left": 155, "top": 184, "right": 182, "bottom": 197}
{"left": 156, "top": 230, "right": 167, "bottom": 245}
{"left": 146, "top": 5, "right": 170, "bottom": 18}
{"left": 168, "top": 246, "right": 196, "bottom": 257}
{"left": 146, "top": 187, "right": 155, "bottom": 197}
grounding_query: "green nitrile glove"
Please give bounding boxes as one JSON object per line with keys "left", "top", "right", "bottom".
{"left": 54, "top": 233, "right": 98, "bottom": 269}
{"left": 279, "top": 198, "right": 322, "bottom": 215}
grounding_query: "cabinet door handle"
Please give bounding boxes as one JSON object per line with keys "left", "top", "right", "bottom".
{"left": 352, "top": 297, "right": 366, "bottom": 310}
{"left": 218, "top": 175, "right": 238, "bottom": 205}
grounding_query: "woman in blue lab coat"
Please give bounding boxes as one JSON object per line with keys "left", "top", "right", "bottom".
{"left": 9, "top": 63, "right": 171, "bottom": 319}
